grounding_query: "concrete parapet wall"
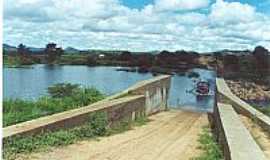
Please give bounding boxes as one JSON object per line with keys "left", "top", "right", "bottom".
{"left": 214, "top": 103, "right": 267, "bottom": 160}
{"left": 216, "top": 78, "right": 270, "bottom": 133}
{"left": 3, "top": 75, "right": 171, "bottom": 139}
{"left": 105, "top": 75, "right": 171, "bottom": 115}
{"left": 3, "top": 95, "right": 145, "bottom": 139}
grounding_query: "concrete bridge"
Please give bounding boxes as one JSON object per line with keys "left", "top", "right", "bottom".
{"left": 3, "top": 76, "right": 270, "bottom": 160}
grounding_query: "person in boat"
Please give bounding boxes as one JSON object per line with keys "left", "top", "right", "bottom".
{"left": 196, "top": 81, "right": 210, "bottom": 95}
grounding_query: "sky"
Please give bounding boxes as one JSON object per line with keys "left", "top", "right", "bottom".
{"left": 3, "top": 0, "right": 270, "bottom": 52}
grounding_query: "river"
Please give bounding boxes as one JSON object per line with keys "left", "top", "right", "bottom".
{"left": 3, "top": 65, "right": 216, "bottom": 112}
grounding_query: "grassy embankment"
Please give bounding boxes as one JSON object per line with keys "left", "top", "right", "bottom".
{"left": 192, "top": 126, "right": 223, "bottom": 160}
{"left": 3, "top": 83, "right": 148, "bottom": 160}
{"left": 3, "top": 83, "right": 105, "bottom": 127}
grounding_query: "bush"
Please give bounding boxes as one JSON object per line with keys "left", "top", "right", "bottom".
{"left": 88, "top": 112, "right": 108, "bottom": 136}
{"left": 3, "top": 113, "right": 149, "bottom": 160}
{"left": 48, "top": 83, "right": 80, "bottom": 98}
{"left": 3, "top": 84, "right": 105, "bottom": 127}
{"left": 3, "top": 112, "right": 108, "bottom": 160}
{"left": 192, "top": 126, "right": 223, "bottom": 160}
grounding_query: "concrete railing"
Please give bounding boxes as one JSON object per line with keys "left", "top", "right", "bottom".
{"left": 216, "top": 78, "right": 270, "bottom": 133}
{"left": 104, "top": 75, "right": 171, "bottom": 115}
{"left": 3, "top": 75, "right": 171, "bottom": 139}
{"left": 214, "top": 103, "right": 267, "bottom": 160}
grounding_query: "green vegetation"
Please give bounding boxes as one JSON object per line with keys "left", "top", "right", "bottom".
{"left": 58, "top": 54, "right": 88, "bottom": 65}
{"left": 254, "top": 105, "right": 270, "bottom": 117}
{"left": 3, "top": 56, "right": 22, "bottom": 67}
{"left": 192, "top": 126, "right": 223, "bottom": 160}
{"left": 3, "top": 55, "right": 35, "bottom": 67}
{"left": 3, "top": 112, "right": 148, "bottom": 160}
{"left": 3, "top": 83, "right": 105, "bottom": 127}
{"left": 3, "top": 112, "right": 108, "bottom": 160}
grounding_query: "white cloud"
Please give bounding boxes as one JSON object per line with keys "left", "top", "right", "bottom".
{"left": 154, "top": 0, "right": 210, "bottom": 12}
{"left": 3, "top": 0, "right": 270, "bottom": 52}
{"left": 209, "top": 0, "right": 256, "bottom": 25}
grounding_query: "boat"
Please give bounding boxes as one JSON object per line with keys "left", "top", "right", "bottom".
{"left": 187, "top": 80, "right": 214, "bottom": 96}
{"left": 196, "top": 81, "right": 210, "bottom": 95}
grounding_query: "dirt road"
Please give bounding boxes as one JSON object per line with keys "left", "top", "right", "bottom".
{"left": 27, "top": 110, "right": 208, "bottom": 160}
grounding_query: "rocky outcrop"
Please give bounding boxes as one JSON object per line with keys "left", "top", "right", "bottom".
{"left": 226, "top": 80, "right": 270, "bottom": 103}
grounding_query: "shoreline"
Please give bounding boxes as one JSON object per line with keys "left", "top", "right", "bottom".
{"left": 226, "top": 79, "right": 270, "bottom": 107}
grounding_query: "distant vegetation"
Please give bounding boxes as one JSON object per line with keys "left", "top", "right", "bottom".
{"left": 4, "top": 43, "right": 270, "bottom": 85}
{"left": 217, "top": 46, "right": 270, "bottom": 85}
{"left": 3, "top": 83, "right": 105, "bottom": 127}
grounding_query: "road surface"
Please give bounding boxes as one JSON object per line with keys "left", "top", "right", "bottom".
{"left": 25, "top": 110, "right": 209, "bottom": 160}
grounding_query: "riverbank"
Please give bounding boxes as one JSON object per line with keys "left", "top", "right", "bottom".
{"left": 226, "top": 79, "right": 270, "bottom": 116}
{"left": 3, "top": 83, "right": 105, "bottom": 127}
{"left": 226, "top": 80, "right": 270, "bottom": 103}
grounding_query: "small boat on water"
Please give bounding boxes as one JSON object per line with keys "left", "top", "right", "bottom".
{"left": 187, "top": 80, "right": 214, "bottom": 96}
{"left": 196, "top": 81, "right": 210, "bottom": 95}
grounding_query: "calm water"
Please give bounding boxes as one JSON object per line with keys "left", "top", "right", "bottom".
{"left": 3, "top": 65, "right": 216, "bottom": 112}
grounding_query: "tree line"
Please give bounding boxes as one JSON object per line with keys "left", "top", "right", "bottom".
{"left": 15, "top": 43, "right": 63, "bottom": 64}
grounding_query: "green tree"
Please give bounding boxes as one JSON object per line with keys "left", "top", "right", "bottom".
{"left": 45, "top": 43, "right": 63, "bottom": 64}
{"left": 17, "top": 43, "right": 27, "bottom": 56}
{"left": 252, "top": 46, "right": 270, "bottom": 78}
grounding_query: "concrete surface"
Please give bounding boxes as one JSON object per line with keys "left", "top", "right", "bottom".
{"left": 4, "top": 75, "right": 171, "bottom": 139}
{"left": 3, "top": 95, "right": 145, "bottom": 139}
{"left": 216, "top": 78, "right": 270, "bottom": 133}
{"left": 214, "top": 103, "right": 267, "bottom": 160}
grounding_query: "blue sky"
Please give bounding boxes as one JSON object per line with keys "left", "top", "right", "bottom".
{"left": 121, "top": 0, "right": 154, "bottom": 9}
{"left": 3, "top": 0, "right": 270, "bottom": 52}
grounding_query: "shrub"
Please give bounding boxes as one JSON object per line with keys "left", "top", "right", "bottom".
{"left": 3, "top": 112, "right": 108, "bottom": 160}
{"left": 47, "top": 83, "right": 80, "bottom": 98}
{"left": 192, "top": 126, "right": 223, "bottom": 160}
{"left": 3, "top": 84, "right": 105, "bottom": 127}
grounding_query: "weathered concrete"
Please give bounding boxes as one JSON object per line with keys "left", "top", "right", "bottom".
{"left": 3, "top": 75, "right": 171, "bottom": 139}
{"left": 216, "top": 78, "right": 270, "bottom": 133}
{"left": 3, "top": 95, "right": 145, "bottom": 139}
{"left": 106, "top": 75, "right": 171, "bottom": 115}
{"left": 214, "top": 103, "right": 267, "bottom": 160}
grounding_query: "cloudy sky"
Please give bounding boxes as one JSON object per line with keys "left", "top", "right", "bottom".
{"left": 3, "top": 0, "right": 270, "bottom": 52}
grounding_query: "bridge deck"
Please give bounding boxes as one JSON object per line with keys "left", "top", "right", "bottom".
{"left": 24, "top": 110, "right": 208, "bottom": 160}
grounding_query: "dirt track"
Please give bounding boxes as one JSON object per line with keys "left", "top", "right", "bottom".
{"left": 27, "top": 110, "right": 208, "bottom": 160}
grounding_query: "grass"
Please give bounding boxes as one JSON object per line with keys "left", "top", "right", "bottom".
{"left": 3, "top": 83, "right": 105, "bottom": 127}
{"left": 253, "top": 105, "right": 270, "bottom": 117}
{"left": 3, "top": 112, "right": 108, "bottom": 160}
{"left": 3, "top": 112, "right": 149, "bottom": 160}
{"left": 191, "top": 126, "right": 223, "bottom": 160}
{"left": 3, "top": 56, "right": 21, "bottom": 66}
{"left": 3, "top": 55, "right": 35, "bottom": 67}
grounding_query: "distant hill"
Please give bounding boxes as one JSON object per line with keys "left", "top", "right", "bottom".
{"left": 3, "top": 43, "right": 17, "bottom": 52}
{"left": 64, "top": 47, "right": 81, "bottom": 54}
{"left": 3, "top": 44, "right": 45, "bottom": 53}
